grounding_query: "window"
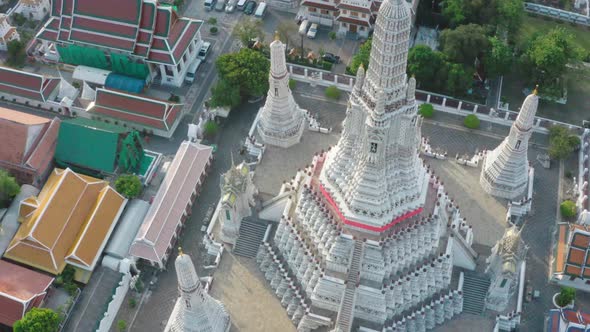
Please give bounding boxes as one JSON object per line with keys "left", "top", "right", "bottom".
{"left": 351, "top": 11, "right": 358, "bottom": 17}
{"left": 359, "top": 26, "right": 365, "bottom": 31}
{"left": 225, "top": 209, "right": 231, "bottom": 221}
{"left": 500, "top": 278, "right": 507, "bottom": 288}
{"left": 361, "top": 13, "right": 366, "bottom": 18}
{"left": 370, "top": 142, "right": 378, "bottom": 153}
{"left": 165, "top": 65, "right": 173, "bottom": 76}
{"left": 189, "top": 43, "right": 194, "bottom": 53}
{"left": 515, "top": 140, "right": 521, "bottom": 149}
{"left": 321, "top": 9, "right": 329, "bottom": 14}
{"left": 309, "top": 7, "right": 317, "bottom": 12}
{"left": 275, "top": 87, "right": 279, "bottom": 97}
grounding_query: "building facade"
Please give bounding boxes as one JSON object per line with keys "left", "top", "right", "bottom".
{"left": 36, "top": 0, "right": 203, "bottom": 87}
{"left": 300, "top": 0, "right": 419, "bottom": 38}
{"left": 13, "top": 0, "right": 50, "bottom": 21}
{"left": 0, "top": 14, "right": 20, "bottom": 51}
{"left": 256, "top": 1, "right": 475, "bottom": 331}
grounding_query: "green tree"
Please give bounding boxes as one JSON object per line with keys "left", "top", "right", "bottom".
{"left": 289, "top": 79, "right": 297, "bottom": 90}
{"left": 463, "top": 114, "right": 480, "bottom": 129}
{"left": 418, "top": 103, "right": 435, "bottom": 118}
{"left": 6, "top": 40, "right": 26, "bottom": 68}
{"left": 442, "top": 0, "right": 498, "bottom": 27}
{"left": 117, "top": 319, "right": 127, "bottom": 332}
{"left": 484, "top": 36, "right": 513, "bottom": 78}
{"left": 560, "top": 200, "right": 577, "bottom": 218}
{"left": 496, "top": 0, "right": 524, "bottom": 33}
{"left": 521, "top": 27, "right": 583, "bottom": 97}
{"left": 328, "top": 31, "right": 337, "bottom": 41}
{"left": 0, "top": 169, "right": 19, "bottom": 208}
{"left": 208, "top": 17, "right": 217, "bottom": 25}
{"left": 445, "top": 63, "right": 472, "bottom": 96}
{"left": 115, "top": 174, "right": 142, "bottom": 199}
{"left": 216, "top": 48, "right": 270, "bottom": 98}
{"left": 13, "top": 308, "right": 61, "bottom": 332}
{"left": 325, "top": 86, "right": 341, "bottom": 100}
{"left": 203, "top": 121, "right": 219, "bottom": 139}
{"left": 235, "top": 18, "right": 264, "bottom": 47}
{"left": 441, "top": 0, "right": 466, "bottom": 27}
{"left": 210, "top": 79, "right": 241, "bottom": 109}
{"left": 407, "top": 45, "right": 448, "bottom": 92}
{"left": 347, "top": 38, "right": 372, "bottom": 75}
{"left": 440, "top": 24, "right": 490, "bottom": 65}
{"left": 548, "top": 126, "right": 580, "bottom": 160}
{"left": 556, "top": 287, "right": 576, "bottom": 307}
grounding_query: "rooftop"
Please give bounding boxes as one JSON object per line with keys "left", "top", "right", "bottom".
{"left": 0, "top": 66, "right": 60, "bottom": 102}
{"left": 4, "top": 168, "right": 127, "bottom": 276}
{"left": 0, "top": 259, "right": 54, "bottom": 327}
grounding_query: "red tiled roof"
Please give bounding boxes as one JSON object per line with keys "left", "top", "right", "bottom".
{"left": 47, "top": 17, "right": 60, "bottom": 30}
{"left": 70, "top": 30, "right": 136, "bottom": 51}
{"left": 140, "top": 2, "right": 156, "bottom": 29}
{"left": 166, "top": 105, "right": 182, "bottom": 128}
{"left": 337, "top": 3, "right": 371, "bottom": 13}
{"left": 147, "top": 51, "right": 173, "bottom": 64}
{"left": 154, "top": 7, "right": 172, "bottom": 36}
{"left": 0, "top": 67, "right": 60, "bottom": 102}
{"left": 137, "top": 31, "right": 151, "bottom": 44}
{"left": 93, "top": 107, "right": 166, "bottom": 129}
{"left": 172, "top": 20, "right": 200, "bottom": 63}
{"left": 151, "top": 38, "right": 169, "bottom": 51}
{"left": 301, "top": 0, "right": 337, "bottom": 10}
{"left": 38, "top": 29, "right": 58, "bottom": 42}
{"left": 26, "top": 118, "right": 61, "bottom": 171}
{"left": 60, "top": 17, "right": 71, "bottom": 29}
{"left": 0, "top": 260, "right": 54, "bottom": 327}
{"left": 52, "top": 0, "right": 62, "bottom": 16}
{"left": 62, "top": 0, "right": 73, "bottom": 15}
{"left": 336, "top": 15, "right": 371, "bottom": 26}
{"left": 72, "top": 16, "right": 138, "bottom": 38}
{"left": 134, "top": 45, "right": 150, "bottom": 57}
{"left": 58, "top": 30, "right": 70, "bottom": 42}
{"left": 572, "top": 233, "right": 590, "bottom": 249}
{"left": 73, "top": 0, "right": 141, "bottom": 25}
{"left": 130, "top": 142, "right": 213, "bottom": 266}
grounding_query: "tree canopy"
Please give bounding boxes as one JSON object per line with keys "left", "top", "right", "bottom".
{"left": 210, "top": 79, "right": 241, "bottom": 109}
{"left": 548, "top": 125, "right": 580, "bottom": 160}
{"left": 0, "top": 169, "right": 19, "bottom": 208}
{"left": 520, "top": 27, "right": 583, "bottom": 97}
{"left": 463, "top": 114, "right": 481, "bottom": 129}
{"left": 560, "top": 200, "right": 577, "bottom": 218}
{"left": 440, "top": 24, "right": 490, "bottom": 65}
{"left": 347, "top": 38, "right": 372, "bottom": 75}
{"left": 484, "top": 36, "right": 513, "bottom": 78}
{"left": 441, "top": 0, "right": 522, "bottom": 29}
{"left": 418, "top": 103, "right": 435, "bottom": 118}
{"left": 446, "top": 63, "right": 472, "bottom": 96}
{"left": 7, "top": 40, "right": 26, "bottom": 68}
{"left": 13, "top": 308, "right": 61, "bottom": 332}
{"left": 216, "top": 48, "right": 270, "bottom": 98}
{"left": 114, "top": 174, "right": 142, "bottom": 199}
{"left": 407, "top": 45, "right": 448, "bottom": 92}
{"left": 496, "top": 0, "right": 524, "bottom": 33}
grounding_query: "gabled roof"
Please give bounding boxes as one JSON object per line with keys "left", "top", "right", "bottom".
{"left": 0, "top": 66, "right": 60, "bottom": 102}
{"left": 130, "top": 142, "right": 212, "bottom": 266}
{"left": 0, "top": 107, "right": 60, "bottom": 171}
{"left": 4, "top": 168, "right": 127, "bottom": 275}
{"left": 0, "top": 260, "right": 54, "bottom": 327}
{"left": 301, "top": 0, "right": 337, "bottom": 10}
{"left": 89, "top": 88, "right": 183, "bottom": 130}
{"left": 37, "top": 0, "right": 202, "bottom": 65}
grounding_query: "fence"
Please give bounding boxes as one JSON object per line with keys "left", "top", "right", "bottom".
{"left": 286, "top": 63, "right": 584, "bottom": 135}
{"left": 524, "top": 2, "right": 590, "bottom": 26}
{"left": 96, "top": 272, "right": 132, "bottom": 332}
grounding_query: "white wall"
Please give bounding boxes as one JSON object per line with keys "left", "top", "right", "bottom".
{"left": 96, "top": 272, "right": 131, "bottom": 332}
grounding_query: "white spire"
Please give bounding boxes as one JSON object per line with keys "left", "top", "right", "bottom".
{"left": 480, "top": 89, "right": 539, "bottom": 199}
{"left": 319, "top": 0, "right": 428, "bottom": 230}
{"left": 164, "top": 249, "right": 230, "bottom": 332}
{"left": 256, "top": 35, "right": 305, "bottom": 148}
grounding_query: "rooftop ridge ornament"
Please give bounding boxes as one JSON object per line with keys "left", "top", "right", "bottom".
{"left": 533, "top": 84, "right": 539, "bottom": 95}
{"left": 274, "top": 30, "right": 280, "bottom": 41}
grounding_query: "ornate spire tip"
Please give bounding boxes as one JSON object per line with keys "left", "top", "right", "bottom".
{"left": 533, "top": 85, "right": 539, "bottom": 95}
{"left": 274, "top": 31, "right": 280, "bottom": 41}
{"left": 178, "top": 247, "right": 183, "bottom": 256}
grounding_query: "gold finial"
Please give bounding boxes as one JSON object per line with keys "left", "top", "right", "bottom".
{"left": 411, "top": 73, "right": 415, "bottom": 79}
{"left": 359, "top": 63, "right": 364, "bottom": 70}
{"left": 533, "top": 84, "right": 539, "bottom": 95}
{"left": 274, "top": 31, "right": 280, "bottom": 41}
{"left": 178, "top": 247, "right": 183, "bottom": 256}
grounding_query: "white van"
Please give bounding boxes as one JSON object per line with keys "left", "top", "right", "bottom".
{"left": 299, "top": 19, "right": 309, "bottom": 35}
{"left": 237, "top": 0, "right": 247, "bottom": 10}
{"left": 185, "top": 59, "right": 202, "bottom": 84}
{"left": 254, "top": 2, "right": 267, "bottom": 18}
{"left": 204, "top": 0, "right": 216, "bottom": 11}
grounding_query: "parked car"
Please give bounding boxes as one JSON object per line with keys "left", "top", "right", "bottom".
{"left": 237, "top": 0, "right": 247, "bottom": 10}
{"left": 204, "top": 0, "right": 217, "bottom": 11}
{"left": 307, "top": 23, "right": 318, "bottom": 39}
{"left": 322, "top": 52, "right": 340, "bottom": 64}
{"left": 225, "top": 0, "right": 237, "bottom": 12}
{"left": 198, "top": 41, "right": 212, "bottom": 60}
{"left": 185, "top": 59, "right": 202, "bottom": 84}
{"left": 244, "top": 0, "right": 257, "bottom": 15}
{"left": 254, "top": 1, "right": 267, "bottom": 18}
{"left": 298, "top": 19, "right": 310, "bottom": 35}
{"left": 215, "top": 0, "right": 226, "bottom": 11}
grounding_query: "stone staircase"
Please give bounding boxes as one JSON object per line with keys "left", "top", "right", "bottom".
{"left": 233, "top": 219, "right": 268, "bottom": 258}
{"left": 461, "top": 272, "right": 490, "bottom": 315}
{"left": 335, "top": 240, "right": 363, "bottom": 332}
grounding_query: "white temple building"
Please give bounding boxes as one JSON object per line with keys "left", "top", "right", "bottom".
{"left": 254, "top": 0, "right": 478, "bottom": 331}
{"left": 219, "top": 160, "right": 258, "bottom": 246}
{"left": 256, "top": 33, "right": 305, "bottom": 149}
{"left": 484, "top": 226, "right": 527, "bottom": 312}
{"left": 480, "top": 89, "right": 540, "bottom": 200}
{"left": 164, "top": 249, "right": 231, "bottom": 332}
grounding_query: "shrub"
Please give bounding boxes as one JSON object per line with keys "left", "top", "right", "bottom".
{"left": 325, "top": 86, "right": 341, "bottom": 100}
{"left": 118, "top": 320, "right": 127, "bottom": 332}
{"left": 0, "top": 169, "right": 20, "bottom": 208}
{"left": 204, "top": 121, "right": 219, "bottom": 139}
{"left": 328, "top": 31, "right": 336, "bottom": 40}
{"left": 208, "top": 17, "right": 217, "bottom": 25}
{"left": 556, "top": 287, "right": 576, "bottom": 307}
{"left": 289, "top": 79, "right": 296, "bottom": 90}
{"left": 128, "top": 297, "right": 137, "bottom": 308}
{"left": 560, "top": 200, "right": 577, "bottom": 218}
{"left": 463, "top": 114, "right": 480, "bottom": 129}
{"left": 115, "top": 174, "right": 143, "bottom": 199}
{"left": 210, "top": 26, "right": 218, "bottom": 34}
{"left": 168, "top": 93, "right": 181, "bottom": 103}
{"left": 418, "top": 103, "right": 435, "bottom": 118}
{"left": 549, "top": 126, "right": 580, "bottom": 160}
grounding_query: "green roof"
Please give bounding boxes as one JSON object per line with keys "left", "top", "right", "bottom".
{"left": 55, "top": 118, "right": 127, "bottom": 173}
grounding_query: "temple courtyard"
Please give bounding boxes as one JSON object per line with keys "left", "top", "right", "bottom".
{"left": 126, "top": 87, "right": 565, "bottom": 332}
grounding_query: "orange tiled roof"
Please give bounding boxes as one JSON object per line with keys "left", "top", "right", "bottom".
{"left": 4, "top": 168, "right": 126, "bottom": 276}
{"left": 563, "top": 224, "right": 590, "bottom": 278}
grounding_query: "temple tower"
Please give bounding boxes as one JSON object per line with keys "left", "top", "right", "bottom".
{"left": 256, "top": 33, "right": 305, "bottom": 148}
{"left": 480, "top": 89, "right": 539, "bottom": 199}
{"left": 164, "top": 249, "right": 231, "bottom": 332}
{"left": 256, "top": 0, "right": 476, "bottom": 331}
